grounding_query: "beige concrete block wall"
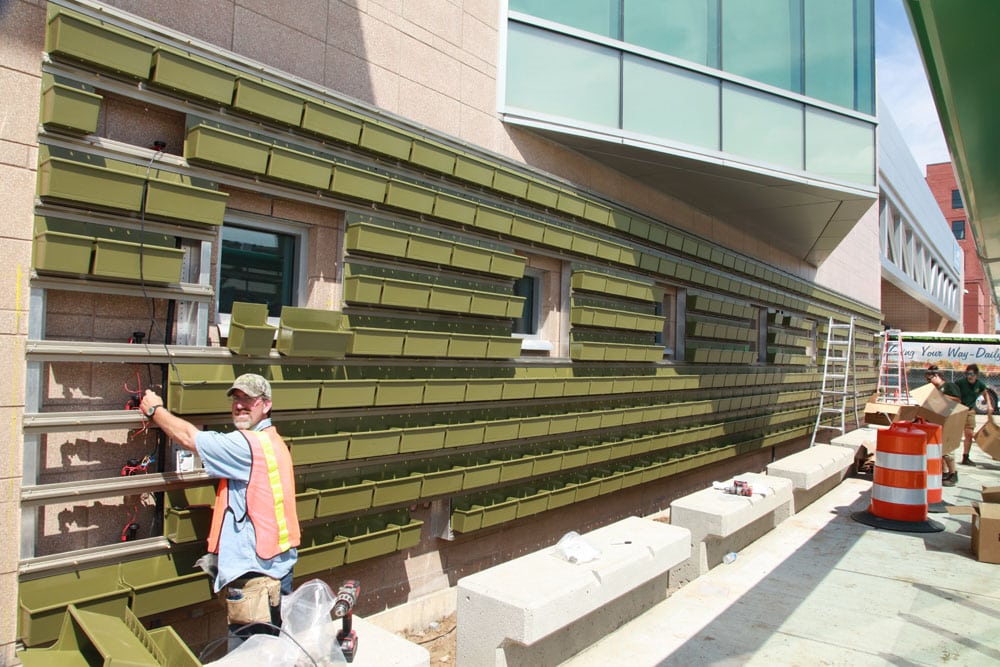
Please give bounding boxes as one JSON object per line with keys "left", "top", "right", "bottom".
{"left": 0, "top": 0, "right": 46, "bottom": 659}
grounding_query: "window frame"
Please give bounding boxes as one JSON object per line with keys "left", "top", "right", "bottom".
{"left": 655, "top": 284, "right": 682, "bottom": 360}
{"left": 952, "top": 219, "right": 966, "bottom": 240}
{"left": 951, "top": 189, "right": 964, "bottom": 209}
{"left": 512, "top": 267, "right": 554, "bottom": 352}
{"left": 215, "top": 212, "right": 310, "bottom": 337}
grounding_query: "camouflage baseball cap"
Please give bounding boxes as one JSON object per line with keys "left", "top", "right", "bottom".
{"left": 226, "top": 373, "right": 272, "bottom": 399}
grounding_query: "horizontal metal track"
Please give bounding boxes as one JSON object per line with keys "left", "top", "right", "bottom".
{"left": 22, "top": 409, "right": 146, "bottom": 433}
{"left": 21, "top": 470, "right": 211, "bottom": 507}
{"left": 32, "top": 273, "right": 215, "bottom": 303}
{"left": 25, "top": 339, "right": 264, "bottom": 363}
{"left": 19, "top": 536, "right": 174, "bottom": 579}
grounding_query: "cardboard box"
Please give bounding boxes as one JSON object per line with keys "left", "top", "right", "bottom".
{"left": 947, "top": 486, "right": 1000, "bottom": 563}
{"left": 909, "top": 383, "right": 970, "bottom": 454}
{"left": 974, "top": 418, "right": 1000, "bottom": 461}
{"left": 863, "top": 394, "right": 918, "bottom": 427}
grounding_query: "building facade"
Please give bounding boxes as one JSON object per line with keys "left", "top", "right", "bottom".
{"left": 926, "top": 162, "right": 995, "bottom": 333}
{"left": 0, "top": 0, "right": 901, "bottom": 660}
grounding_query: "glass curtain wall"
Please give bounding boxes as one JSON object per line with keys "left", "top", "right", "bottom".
{"left": 506, "top": 0, "right": 875, "bottom": 184}
{"left": 508, "top": 0, "right": 873, "bottom": 114}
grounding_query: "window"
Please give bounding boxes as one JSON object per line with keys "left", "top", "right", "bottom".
{"left": 655, "top": 286, "right": 682, "bottom": 360}
{"left": 512, "top": 274, "right": 539, "bottom": 336}
{"left": 217, "top": 216, "right": 308, "bottom": 324}
{"left": 952, "top": 189, "right": 964, "bottom": 209}
{"left": 952, "top": 220, "right": 966, "bottom": 240}
{"left": 512, "top": 258, "right": 562, "bottom": 353}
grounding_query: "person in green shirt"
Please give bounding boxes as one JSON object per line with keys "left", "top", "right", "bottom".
{"left": 953, "top": 364, "right": 993, "bottom": 465}
{"left": 925, "top": 365, "right": 961, "bottom": 485}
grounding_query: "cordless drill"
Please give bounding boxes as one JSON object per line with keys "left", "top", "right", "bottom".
{"left": 333, "top": 579, "right": 360, "bottom": 662}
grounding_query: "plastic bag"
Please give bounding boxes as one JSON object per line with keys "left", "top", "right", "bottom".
{"left": 552, "top": 531, "right": 601, "bottom": 564}
{"left": 205, "top": 579, "right": 348, "bottom": 666}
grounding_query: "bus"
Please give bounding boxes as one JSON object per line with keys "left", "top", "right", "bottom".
{"left": 893, "top": 332, "right": 1000, "bottom": 413}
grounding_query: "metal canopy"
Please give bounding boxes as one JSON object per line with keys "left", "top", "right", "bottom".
{"left": 508, "top": 118, "right": 876, "bottom": 267}
{"left": 907, "top": 0, "right": 1000, "bottom": 309}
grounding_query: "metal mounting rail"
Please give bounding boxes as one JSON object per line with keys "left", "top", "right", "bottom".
{"left": 21, "top": 409, "right": 225, "bottom": 433}
{"left": 22, "top": 409, "right": 147, "bottom": 433}
{"left": 31, "top": 274, "right": 215, "bottom": 303}
{"left": 19, "top": 536, "right": 174, "bottom": 579}
{"left": 25, "top": 340, "right": 257, "bottom": 363}
{"left": 20, "top": 470, "right": 212, "bottom": 507}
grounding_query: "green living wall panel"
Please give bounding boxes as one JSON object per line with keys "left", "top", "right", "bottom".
{"left": 25, "top": 8, "right": 884, "bottom": 645}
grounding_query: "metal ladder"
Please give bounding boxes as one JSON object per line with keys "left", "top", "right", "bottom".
{"left": 876, "top": 328, "right": 909, "bottom": 403}
{"left": 810, "top": 317, "right": 858, "bottom": 446}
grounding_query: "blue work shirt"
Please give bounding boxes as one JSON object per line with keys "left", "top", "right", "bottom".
{"left": 195, "top": 418, "right": 297, "bottom": 592}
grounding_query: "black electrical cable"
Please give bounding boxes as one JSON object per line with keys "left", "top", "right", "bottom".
{"left": 136, "top": 144, "right": 204, "bottom": 389}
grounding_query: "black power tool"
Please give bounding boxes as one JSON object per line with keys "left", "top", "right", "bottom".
{"left": 333, "top": 579, "right": 360, "bottom": 662}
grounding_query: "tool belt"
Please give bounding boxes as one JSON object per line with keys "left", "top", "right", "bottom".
{"left": 225, "top": 575, "right": 281, "bottom": 626}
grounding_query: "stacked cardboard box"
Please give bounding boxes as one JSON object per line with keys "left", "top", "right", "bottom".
{"left": 948, "top": 486, "right": 1000, "bottom": 563}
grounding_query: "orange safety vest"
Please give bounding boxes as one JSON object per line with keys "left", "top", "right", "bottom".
{"left": 207, "top": 429, "right": 301, "bottom": 560}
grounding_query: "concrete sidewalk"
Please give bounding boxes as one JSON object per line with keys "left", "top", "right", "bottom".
{"left": 563, "top": 443, "right": 1000, "bottom": 667}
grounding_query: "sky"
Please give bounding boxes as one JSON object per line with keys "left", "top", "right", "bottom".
{"left": 875, "top": 0, "right": 950, "bottom": 170}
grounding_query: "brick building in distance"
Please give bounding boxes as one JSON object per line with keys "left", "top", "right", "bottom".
{"left": 926, "top": 162, "right": 997, "bottom": 333}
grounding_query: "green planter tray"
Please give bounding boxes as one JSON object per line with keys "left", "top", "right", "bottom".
{"left": 233, "top": 78, "right": 304, "bottom": 125}
{"left": 346, "top": 223, "right": 409, "bottom": 257}
{"left": 91, "top": 237, "right": 183, "bottom": 284}
{"left": 319, "top": 380, "right": 377, "bottom": 409}
{"left": 164, "top": 507, "right": 212, "bottom": 544}
{"left": 394, "top": 519, "right": 424, "bottom": 550}
{"left": 296, "top": 529, "right": 348, "bottom": 576}
{"left": 185, "top": 124, "right": 270, "bottom": 174}
{"left": 420, "top": 466, "right": 465, "bottom": 498}
{"left": 144, "top": 179, "right": 229, "bottom": 227}
{"left": 276, "top": 306, "right": 351, "bottom": 358}
{"left": 368, "top": 473, "right": 424, "bottom": 507}
{"left": 315, "top": 480, "right": 375, "bottom": 517}
{"left": 150, "top": 50, "right": 236, "bottom": 104}
{"left": 301, "top": 101, "right": 364, "bottom": 144}
{"left": 18, "top": 564, "right": 130, "bottom": 647}
{"left": 399, "top": 424, "right": 447, "bottom": 454}
{"left": 33, "top": 231, "right": 93, "bottom": 275}
{"left": 119, "top": 551, "right": 214, "bottom": 618}
{"left": 40, "top": 80, "right": 101, "bottom": 134}
{"left": 450, "top": 505, "right": 484, "bottom": 533}
{"left": 38, "top": 157, "right": 144, "bottom": 212}
{"left": 288, "top": 432, "right": 351, "bottom": 466}
{"left": 46, "top": 12, "right": 154, "bottom": 79}
{"left": 267, "top": 146, "right": 333, "bottom": 190}
{"left": 343, "top": 520, "right": 401, "bottom": 563}
{"left": 347, "top": 428, "right": 401, "bottom": 459}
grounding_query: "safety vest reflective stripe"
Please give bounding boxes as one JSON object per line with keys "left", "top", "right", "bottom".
{"left": 256, "top": 431, "right": 292, "bottom": 554}
{"left": 876, "top": 451, "right": 926, "bottom": 472}
{"left": 872, "top": 484, "right": 927, "bottom": 506}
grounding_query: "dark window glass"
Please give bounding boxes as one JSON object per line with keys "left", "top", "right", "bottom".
{"left": 952, "top": 189, "right": 964, "bottom": 209}
{"left": 512, "top": 276, "right": 538, "bottom": 335}
{"left": 219, "top": 225, "right": 296, "bottom": 318}
{"left": 952, "top": 220, "right": 966, "bottom": 240}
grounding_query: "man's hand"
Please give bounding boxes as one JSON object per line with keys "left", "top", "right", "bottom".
{"left": 138, "top": 389, "right": 200, "bottom": 451}
{"left": 139, "top": 389, "right": 164, "bottom": 417}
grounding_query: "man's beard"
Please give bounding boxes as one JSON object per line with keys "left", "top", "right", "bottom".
{"left": 233, "top": 414, "right": 253, "bottom": 430}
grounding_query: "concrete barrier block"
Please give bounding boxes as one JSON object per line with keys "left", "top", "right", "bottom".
{"left": 668, "top": 473, "right": 793, "bottom": 583}
{"left": 766, "top": 445, "right": 855, "bottom": 511}
{"left": 351, "top": 615, "right": 430, "bottom": 666}
{"left": 456, "top": 516, "right": 690, "bottom": 667}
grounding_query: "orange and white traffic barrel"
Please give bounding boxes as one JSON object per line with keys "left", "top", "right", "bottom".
{"left": 908, "top": 419, "right": 944, "bottom": 512}
{"left": 869, "top": 422, "right": 928, "bottom": 522}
